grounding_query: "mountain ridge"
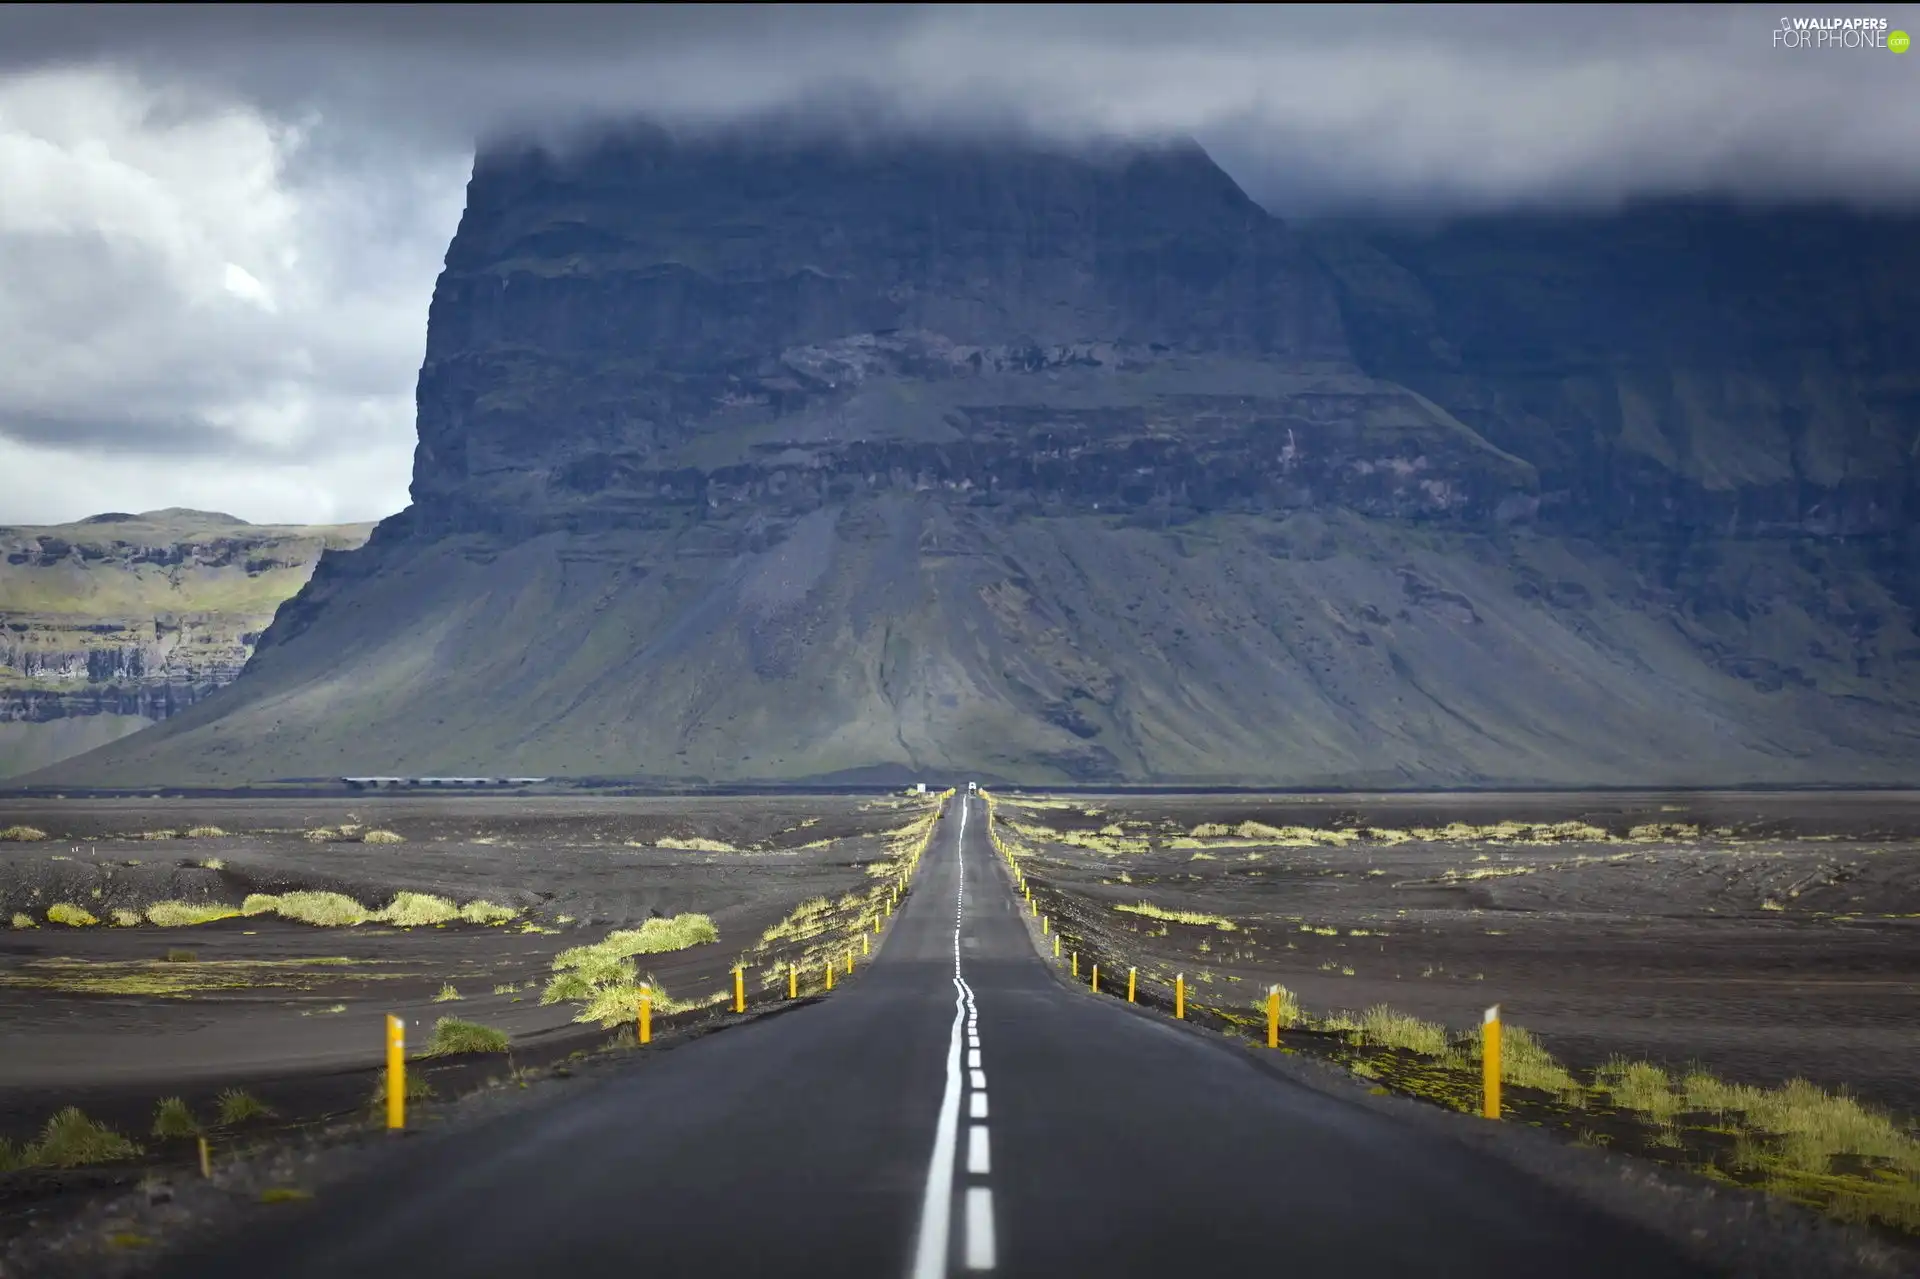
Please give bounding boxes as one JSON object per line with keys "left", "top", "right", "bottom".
{"left": 26, "top": 133, "right": 1920, "bottom": 788}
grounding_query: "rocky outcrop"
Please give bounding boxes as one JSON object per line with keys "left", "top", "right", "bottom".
{"left": 30, "top": 132, "right": 1920, "bottom": 788}
{"left": 0, "top": 511, "right": 371, "bottom": 776}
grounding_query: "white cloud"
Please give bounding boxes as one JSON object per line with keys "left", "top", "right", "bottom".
{"left": 221, "top": 262, "right": 275, "bottom": 312}
{"left": 0, "top": 65, "right": 465, "bottom": 525}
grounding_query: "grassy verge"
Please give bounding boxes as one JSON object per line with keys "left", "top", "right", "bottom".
{"left": 1282, "top": 1008, "right": 1920, "bottom": 1234}
{"left": 987, "top": 791, "right": 1920, "bottom": 1237}
{"left": 743, "top": 793, "right": 948, "bottom": 997}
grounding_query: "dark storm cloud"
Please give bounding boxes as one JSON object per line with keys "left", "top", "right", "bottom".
{"left": 4, "top": 4, "right": 1916, "bottom": 210}
{"left": 0, "top": 4, "right": 1913, "bottom": 523}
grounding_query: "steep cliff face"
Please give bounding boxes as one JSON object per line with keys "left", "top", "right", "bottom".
{"left": 1305, "top": 206, "right": 1919, "bottom": 541}
{"left": 0, "top": 511, "right": 372, "bottom": 776}
{"left": 33, "top": 133, "right": 1920, "bottom": 788}
{"left": 396, "top": 128, "right": 1517, "bottom": 539}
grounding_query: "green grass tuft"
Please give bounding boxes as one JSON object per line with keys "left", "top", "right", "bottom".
{"left": 540, "top": 918, "right": 704, "bottom": 1027}
{"left": 425, "top": 1016, "right": 511, "bottom": 1056}
{"left": 369, "top": 1073, "right": 436, "bottom": 1108}
{"left": 214, "top": 1088, "right": 274, "bottom": 1126}
{"left": 1114, "top": 901, "right": 1237, "bottom": 931}
{"left": 433, "top": 983, "right": 462, "bottom": 1002}
{"left": 1249, "top": 984, "right": 1303, "bottom": 1029}
{"left": 1354, "top": 1005, "right": 1453, "bottom": 1056}
{"left": 198, "top": 857, "right": 226, "bottom": 871}
{"left": 151, "top": 1096, "right": 200, "bottom": 1139}
{"left": 10, "top": 912, "right": 36, "bottom": 929}
{"left": 111, "top": 909, "right": 143, "bottom": 927}
{"left": 361, "top": 830, "right": 405, "bottom": 845}
{"left": 1494, "top": 1025, "right": 1580, "bottom": 1093}
{"left": 184, "top": 826, "right": 227, "bottom": 838}
{"left": 0, "top": 825, "right": 48, "bottom": 841}
{"left": 240, "top": 893, "right": 282, "bottom": 916}
{"left": 29, "top": 1107, "right": 139, "bottom": 1167}
{"left": 265, "top": 892, "right": 369, "bottom": 927}
{"left": 377, "top": 893, "right": 459, "bottom": 927}
{"left": 578, "top": 975, "right": 692, "bottom": 1027}
{"left": 144, "top": 900, "right": 243, "bottom": 928}
{"left": 47, "top": 902, "right": 98, "bottom": 927}
{"left": 1597, "top": 1057, "right": 1682, "bottom": 1122}
{"left": 163, "top": 948, "right": 197, "bottom": 963}
{"left": 459, "top": 900, "right": 518, "bottom": 924}
{"left": 551, "top": 915, "right": 720, "bottom": 974}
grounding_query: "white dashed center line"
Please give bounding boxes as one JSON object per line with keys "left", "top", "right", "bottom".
{"left": 966, "top": 1125, "right": 992, "bottom": 1175}
{"left": 965, "top": 1187, "right": 997, "bottom": 1269}
{"left": 908, "top": 796, "right": 998, "bottom": 1276}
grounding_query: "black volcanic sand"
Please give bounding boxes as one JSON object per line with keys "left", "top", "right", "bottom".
{"left": 997, "top": 790, "right": 1920, "bottom": 1116}
{"left": 0, "top": 794, "right": 927, "bottom": 1201}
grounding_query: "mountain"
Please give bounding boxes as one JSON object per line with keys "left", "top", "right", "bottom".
{"left": 27, "top": 129, "right": 1920, "bottom": 788}
{"left": 0, "top": 510, "right": 372, "bottom": 777}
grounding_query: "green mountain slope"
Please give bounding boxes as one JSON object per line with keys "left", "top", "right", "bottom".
{"left": 1, "top": 510, "right": 372, "bottom": 776}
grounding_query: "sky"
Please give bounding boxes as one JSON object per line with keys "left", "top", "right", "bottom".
{"left": 0, "top": 4, "right": 1913, "bottom": 527}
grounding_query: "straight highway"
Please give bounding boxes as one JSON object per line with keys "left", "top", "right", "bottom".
{"left": 158, "top": 793, "right": 1708, "bottom": 1277}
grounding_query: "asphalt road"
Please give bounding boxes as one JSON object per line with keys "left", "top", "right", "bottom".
{"left": 157, "top": 794, "right": 1711, "bottom": 1278}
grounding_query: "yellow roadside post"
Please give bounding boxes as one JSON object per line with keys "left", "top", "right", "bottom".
{"left": 863, "top": 933, "right": 871, "bottom": 957}
{"left": 1128, "top": 967, "right": 1136, "bottom": 1003}
{"left": 1175, "top": 974, "right": 1186, "bottom": 1020}
{"left": 197, "top": 1136, "right": 211, "bottom": 1179}
{"left": 385, "top": 1014, "right": 405, "bottom": 1131}
{"left": 1091, "top": 964, "right": 1099, "bottom": 994}
{"left": 1267, "top": 986, "right": 1281, "bottom": 1048}
{"left": 1053, "top": 934, "right": 1061, "bottom": 959}
{"left": 639, "top": 989, "right": 653, "bottom": 1044}
{"left": 873, "top": 915, "right": 882, "bottom": 934}
{"left": 788, "top": 963, "right": 798, "bottom": 999}
{"left": 845, "top": 949, "right": 854, "bottom": 976}
{"left": 733, "top": 967, "right": 745, "bottom": 1013}
{"left": 1042, "top": 915, "right": 1049, "bottom": 934}
{"left": 1483, "top": 1005, "right": 1502, "bottom": 1119}
{"left": 1031, "top": 899, "right": 1038, "bottom": 918}
{"left": 1072, "top": 951, "right": 1079, "bottom": 978}
{"left": 826, "top": 961, "right": 835, "bottom": 991}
